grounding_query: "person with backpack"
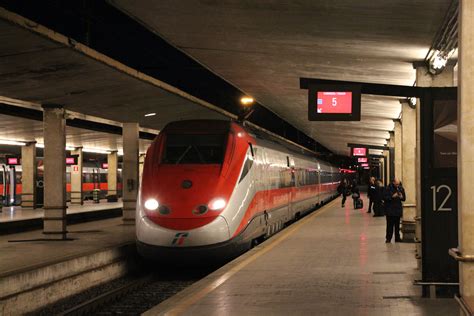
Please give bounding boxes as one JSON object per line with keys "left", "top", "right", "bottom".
{"left": 351, "top": 179, "right": 361, "bottom": 209}
{"left": 384, "top": 178, "right": 406, "bottom": 243}
{"left": 373, "top": 179, "right": 385, "bottom": 217}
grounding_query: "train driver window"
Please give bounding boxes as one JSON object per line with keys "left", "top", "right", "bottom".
{"left": 163, "top": 134, "right": 226, "bottom": 164}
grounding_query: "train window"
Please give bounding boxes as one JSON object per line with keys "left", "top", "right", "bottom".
{"left": 238, "top": 152, "right": 254, "bottom": 183}
{"left": 163, "top": 134, "right": 226, "bottom": 164}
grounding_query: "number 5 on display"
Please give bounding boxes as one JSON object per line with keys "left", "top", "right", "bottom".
{"left": 332, "top": 98, "right": 337, "bottom": 107}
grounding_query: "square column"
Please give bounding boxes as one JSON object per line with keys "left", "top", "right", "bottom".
{"left": 122, "top": 123, "right": 139, "bottom": 224}
{"left": 139, "top": 153, "right": 146, "bottom": 186}
{"left": 401, "top": 101, "right": 417, "bottom": 243}
{"left": 394, "top": 121, "right": 403, "bottom": 181}
{"left": 415, "top": 64, "right": 455, "bottom": 266}
{"left": 70, "top": 147, "right": 83, "bottom": 205}
{"left": 458, "top": 0, "right": 474, "bottom": 310}
{"left": 42, "top": 105, "right": 67, "bottom": 239}
{"left": 20, "top": 142, "right": 36, "bottom": 209}
{"left": 107, "top": 151, "right": 118, "bottom": 199}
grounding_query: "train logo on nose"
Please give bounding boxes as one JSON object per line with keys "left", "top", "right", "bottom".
{"left": 171, "top": 232, "right": 189, "bottom": 246}
{"left": 181, "top": 180, "right": 193, "bottom": 189}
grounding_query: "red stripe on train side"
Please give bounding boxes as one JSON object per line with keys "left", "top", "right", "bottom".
{"left": 232, "top": 183, "right": 338, "bottom": 238}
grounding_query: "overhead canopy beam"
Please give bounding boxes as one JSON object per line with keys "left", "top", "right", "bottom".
{"left": 348, "top": 143, "right": 389, "bottom": 151}
{"left": 0, "top": 102, "right": 157, "bottom": 140}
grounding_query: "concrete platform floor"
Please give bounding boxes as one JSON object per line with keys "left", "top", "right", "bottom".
{"left": 0, "top": 218, "right": 134, "bottom": 277}
{"left": 0, "top": 200, "right": 123, "bottom": 223}
{"left": 147, "top": 195, "right": 460, "bottom": 315}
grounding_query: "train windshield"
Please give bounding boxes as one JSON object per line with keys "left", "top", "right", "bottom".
{"left": 162, "top": 134, "right": 226, "bottom": 164}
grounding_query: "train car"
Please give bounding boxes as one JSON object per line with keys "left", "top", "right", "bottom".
{"left": 0, "top": 163, "right": 122, "bottom": 206}
{"left": 137, "top": 120, "right": 341, "bottom": 263}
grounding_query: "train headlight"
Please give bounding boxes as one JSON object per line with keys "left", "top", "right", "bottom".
{"left": 208, "top": 198, "right": 226, "bottom": 211}
{"left": 144, "top": 198, "right": 159, "bottom": 211}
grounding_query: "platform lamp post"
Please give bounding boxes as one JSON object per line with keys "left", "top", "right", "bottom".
{"left": 238, "top": 96, "right": 255, "bottom": 122}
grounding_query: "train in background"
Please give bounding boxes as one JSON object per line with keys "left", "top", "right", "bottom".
{"left": 0, "top": 162, "right": 123, "bottom": 206}
{"left": 137, "top": 120, "right": 341, "bottom": 264}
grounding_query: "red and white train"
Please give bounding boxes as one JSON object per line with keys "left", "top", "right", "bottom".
{"left": 136, "top": 120, "right": 341, "bottom": 263}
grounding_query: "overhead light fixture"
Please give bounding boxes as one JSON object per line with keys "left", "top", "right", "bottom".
{"left": 144, "top": 112, "right": 156, "bottom": 117}
{"left": 240, "top": 96, "right": 254, "bottom": 106}
{"left": 0, "top": 139, "right": 26, "bottom": 146}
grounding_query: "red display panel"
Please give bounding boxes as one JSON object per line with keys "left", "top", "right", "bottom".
{"left": 7, "top": 157, "right": 20, "bottom": 165}
{"left": 358, "top": 157, "right": 368, "bottom": 163}
{"left": 307, "top": 84, "right": 361, "bottom": 121}
{"left": 352, "top": 147, "right": 367, "bottom": 156}
{"left": 101, "top": 163, "right": 108, "bottom": 169}
{"left": 317, "top": 92, "right": 352, "bottom": 114}
{"left": 360, "top": 163, "right": 369, "bottom": 167}
{"left": 66, "top": 157, "right": 76, "bottom": 165}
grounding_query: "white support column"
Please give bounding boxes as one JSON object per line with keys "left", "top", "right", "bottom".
{"left": 122, "top": 123, "right": 139, "bottom": 224}
{"left": 401, "top": 101, "right": 417, "bottom": 243}
{"left": 42, "top": 105, "right": 67, "bottom": 239}
{"left": 70, "top": 147, "right": 83, "bottom": 205}
{"left": 458, "top": 0, "right": 474, "bottom": 310}
{"left": 139, "top": 153, "right": 146, "bottom": 186}
{"left": 394, "top": 120, "right": 403, "bottom": 182}
{"left": 107, "top": 151, "right": 118, "bottom": 199}
{"left": 21, "top": 141, "right": 36, "bottom": 209}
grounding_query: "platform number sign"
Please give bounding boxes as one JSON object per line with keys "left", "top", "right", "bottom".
{"left": 430, "top": 184, "right": 453, "bottom": 212}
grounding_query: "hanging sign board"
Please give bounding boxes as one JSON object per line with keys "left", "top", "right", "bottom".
{"left": 307, "top": 84, "right": 361, "bottom": 121}
{"left": 6, "top": 156, "right": 20, "bottom": 165}
{"left": 358, "top": 157, "right": 368, "bottom": 163}
{"left": 66, "top": 155, "right": 79, "bottom": 165}
{"left": 352, "top": 147, "right": 367, "bottom": 157}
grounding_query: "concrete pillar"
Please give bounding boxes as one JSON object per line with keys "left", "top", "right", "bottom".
{"left": 383, "top": 151, "right": 389, "bottom": 186}
{"left": 389, "top": 134, "right": 394, "bottom": 182}
{"left": 70, "top": 147, "right": 83, "bottom": 205}
{"left": 458, "top": 0, "right": 474, "bottom": 310}
{"left": 401, "top": 101, "right": 417, "bottom": 243}
{"left": 139, "top": 153, "right": 146, "bottom": 186}
{"left": 122, "top": 123, "right": 139, "bottom": 224}
{"left": 394, "top": 120, "right": 403, "bottom": 181}
{"left": 107, "top": 151, "right": 118, "bottom": 198}
{"left": 415, "top": 63, "right": 455, "bottom": 261}
{"left": 20, "top": 142, "right": 36, "bottom": 209}
{"left": 42, "top": 105, "right": 67, "bottom": 239}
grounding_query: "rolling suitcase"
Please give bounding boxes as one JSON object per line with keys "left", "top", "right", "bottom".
{"left": 355, "top": 198, "right": 363, "bottom": 209}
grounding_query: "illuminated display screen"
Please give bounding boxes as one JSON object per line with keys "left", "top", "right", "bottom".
{"left": 317, "top": 92, "right": 352, "bottom": 114}
{"left": 360, "top": 163, "right": 369, "bottom": 167}
{"left": 352, "top": 147, "right": 367, "bottom": 156}
{"left": 358, "top": 157, "right": 368, "bottom": 163}
{"left": 307, "top": 84, "right": 361, "bottom": 121}
{"left": 7, "top": 157, "right": 19, "bottom": 165}
{"left": 101, "top": 163, "right": 108, "bottom": 169}
{"left": 66, "top": 155, "right": 79, "bottom": 165}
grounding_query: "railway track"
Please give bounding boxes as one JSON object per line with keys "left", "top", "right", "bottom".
{"left": 37, "top": 268, "right": 212, "bottom": 316}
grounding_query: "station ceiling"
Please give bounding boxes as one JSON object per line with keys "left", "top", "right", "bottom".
{"left": 0, "top": 14, "right": 227, "bottom": 152}
{"left": 110, "top": 0, "right": 452, "bottom": 155}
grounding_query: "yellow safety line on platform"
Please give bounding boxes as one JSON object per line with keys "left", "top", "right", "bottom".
{"left": 163, "top": 199, "right": 337, "bottom": 316}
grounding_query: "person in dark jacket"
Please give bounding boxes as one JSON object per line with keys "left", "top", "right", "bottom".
{"left": 338, "top": 179, "right": 350, "bottom": 207}
{"left": 384, "top": 178, "right": 406, "bottom": 242}
{"left": 373, "top": 179, "right": 385, "bottom": 217}
{"left": 367, "top": 177, "right": 376, "bottom": 213}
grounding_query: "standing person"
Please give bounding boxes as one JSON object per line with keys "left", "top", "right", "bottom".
{"left": 373, "top": 179, "right": 385, "bottom": 217}
{"left": 351, "top": 179, "right": 360, "bottom": 209}
{"left": 384, "top": 178, "right": 406, "bottom": 243}
{"left": 367, "top": 177, "right": 376, "bottom": 213}
{"left": 338, "top": 179, "right": 349, "bottom": 207}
